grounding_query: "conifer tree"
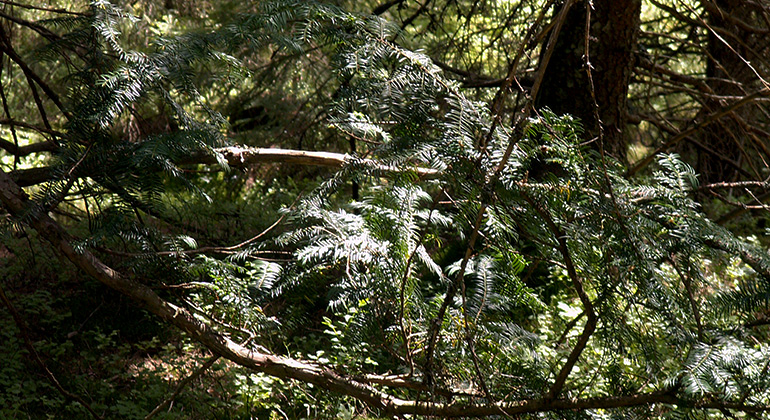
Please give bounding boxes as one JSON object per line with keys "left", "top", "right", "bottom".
{"left": 0, "top": 1, "right": 769, "bottom": 418}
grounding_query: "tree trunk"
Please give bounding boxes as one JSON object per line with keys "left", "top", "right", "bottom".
{"left": 696, "top": 0, "right": 762, "bottom": 185}
{"left": 535, "top": 0, "right": 642, "bottom": 162}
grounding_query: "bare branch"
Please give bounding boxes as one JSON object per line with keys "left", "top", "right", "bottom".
{"left": 0, "top": 0, "right": 89, "bottom": 16}
{"left": 2, "top": 167, "right": 769, "bottom": 418}
{"left": 699, "top": 180, "right": 770, "bottom": 190}
{"left": 627, "top": 88, "right": 770, "bottom": 177}
{"left": 372, "top": 0, "right": 405, "bottom": 16}
{"left": 183, "top": 146, "right": 440, "bottom": 178}
{"left": 0, "top": 138, "right": 58, "bottom": 156}
{"left": 8, "top": 166, "right": 53, "bottom": 187}
{"left": 520, "top": 189, "right": 597, "bottom": 400}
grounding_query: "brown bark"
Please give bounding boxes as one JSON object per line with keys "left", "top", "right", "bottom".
{"left": 2, "top": 165, "right": 769, "bottom": 417}
{"left": 535, "top": 0, "right": 641, "bottom": 161}
{"left": 696, "top": 0, "right": 765, "bottom": 184}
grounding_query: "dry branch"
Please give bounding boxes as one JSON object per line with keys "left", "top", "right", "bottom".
{"left": 183, "top": 146, "right": 440, "bottom": 178}
{"left": 1, "top": 167, "right": 769, "bottom": 417}
{"left": 7, "top": 146, "right": 440, "bottom": 188}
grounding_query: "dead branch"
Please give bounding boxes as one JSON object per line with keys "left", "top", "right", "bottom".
{"left": 1, "top": 166, "right": 769, "bottom": 417}
{"left": 182, "top": 146, "right": 440, "bottom": 178}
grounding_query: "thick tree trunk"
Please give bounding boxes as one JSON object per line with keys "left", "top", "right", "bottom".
{"left": 696, "top": 0, "right": 762, "bottom": 185}
{"left": 535, "top": 0, "right": 641, "bottom": 161}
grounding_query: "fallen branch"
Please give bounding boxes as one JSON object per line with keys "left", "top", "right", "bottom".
{"left": 183, "top": 146, "right": 441, "bottom": 179}
{"left": 1, "top": 168, "right": 769, "bottom": 417}
{"left": 8, "top": 146, "right": 440, "bottom": 187}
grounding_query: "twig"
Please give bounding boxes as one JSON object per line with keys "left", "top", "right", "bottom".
{"left": 422, "top": 204, "right": 485, "bottom": 387}
{"left": 520, "top": 190, "right": 597, "bottom": 401}
{"left": 0, "top": 51, "right": 19, "bottom": 169}
{"left": 700, "top": 180, "right": 770, "bottom": 190}
{"left": 554, "top": 310, "right": 586, "bottom": 348}
{"left": 0, "top": 27, "right": 70, "bottom": 121}
{"left": 397, "top": 189, "right": 442, "bottom": 376}
{"left": 671, "top": 259, "right": 704, "bottom": 341}
{"left": 0, "top": 283, "right": 104, "bottom": 419}
{"left": 0, "top": 0, "right": 89, "bottom": 16}
{"left": 422, "top": 0, "right": 578, "bottom": 395}
{"left": 3, "top": 165, "right": 770, "bottom": 420}
{"left": 372, "top": 0, "right": 405, "bottom": 16}
{"left": 627, "top": 88, "right": 770, "bottom": 177}
{"left": 144, "top": 355, "right": 221, "bottom": 420}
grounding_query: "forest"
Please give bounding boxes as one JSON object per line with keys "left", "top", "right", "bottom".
{"left": 0, "top": 0, "right": 769, "bottom": 418}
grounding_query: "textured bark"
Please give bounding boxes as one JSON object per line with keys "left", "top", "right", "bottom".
{"left": 696, "top": 0, "right": 764, "bottom": 184}
{"left": 535, "top": 0, "right": 642, "bottom": 161}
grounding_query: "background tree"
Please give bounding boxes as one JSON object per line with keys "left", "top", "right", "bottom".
{"left": 535, "top": 0, "right": 642, "bottom": 159}
{"left": 1, "top": 1, "right": 770, "bottom": 419}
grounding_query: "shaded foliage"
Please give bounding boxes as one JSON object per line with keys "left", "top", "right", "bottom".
{"left": 0, "top": 1, "right": 769, "bottom": 419}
